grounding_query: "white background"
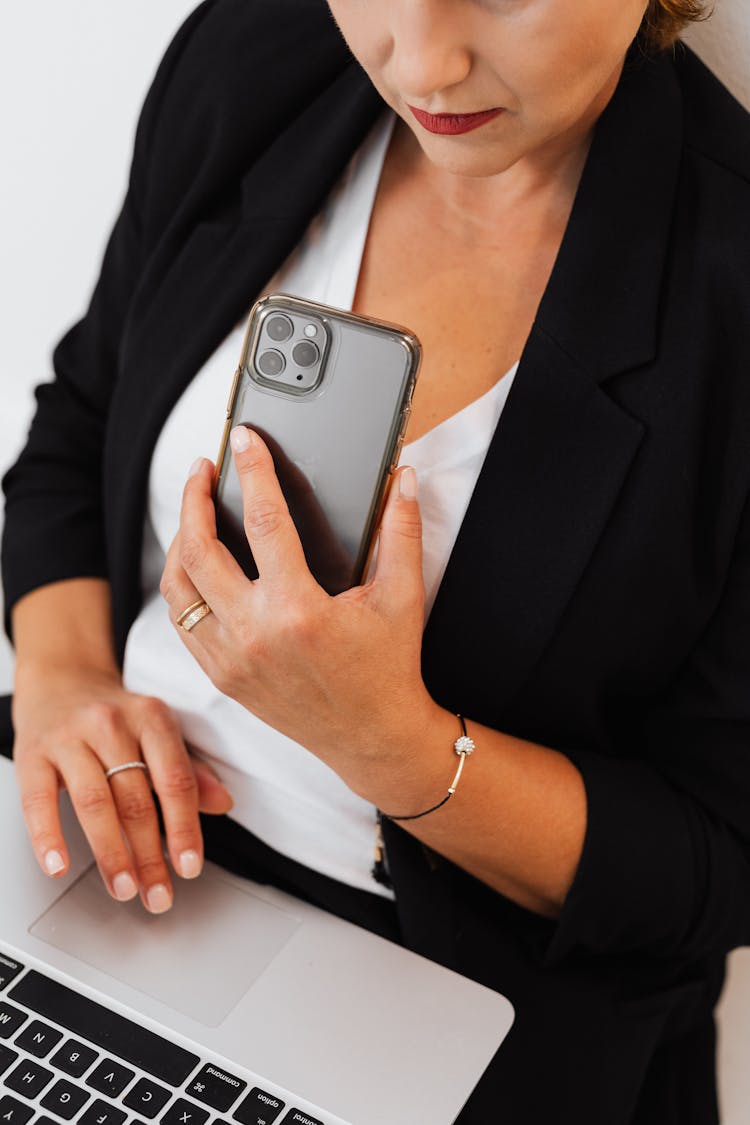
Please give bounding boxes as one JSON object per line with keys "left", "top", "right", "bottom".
{"left": 0, "top": 4, "right": 749, "bottom": 1118}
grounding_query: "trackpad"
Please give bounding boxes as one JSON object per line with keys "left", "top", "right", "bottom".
{"left": 30, "top": 862, "right": 300, "bottom": 1027}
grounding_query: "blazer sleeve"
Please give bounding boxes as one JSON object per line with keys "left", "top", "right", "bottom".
{"left": 546, "top": 493, "right": 750, "bottom": 965}
{"left": 1, "top": 1, "right": 215, "bottom": 635}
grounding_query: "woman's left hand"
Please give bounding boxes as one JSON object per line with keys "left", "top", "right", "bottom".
{"left": 160, "top": 426, "right": 439, "bottom": 804}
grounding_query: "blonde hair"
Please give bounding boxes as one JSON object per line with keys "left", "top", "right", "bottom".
{"left": 640, "top": 0, "right": 713, "bottom": 51}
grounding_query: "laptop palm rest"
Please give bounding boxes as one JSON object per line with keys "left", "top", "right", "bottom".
{"left": 30, "top": 863, "right": 300, "bottom": 1027}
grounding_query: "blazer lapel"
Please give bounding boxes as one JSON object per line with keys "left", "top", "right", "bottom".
{"left": 421, "top": 330, "right": 645, "bottom": 717}
{"left": 422, "top": 52, "right": 684, "bottom": 718}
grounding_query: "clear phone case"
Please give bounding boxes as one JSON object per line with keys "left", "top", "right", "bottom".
{"left": 214, "top": 294, "right": 421, "bottom": 594}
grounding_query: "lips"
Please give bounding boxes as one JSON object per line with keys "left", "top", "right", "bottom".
{"left": 407, "top": 105, "right": 505, "bottom": 135}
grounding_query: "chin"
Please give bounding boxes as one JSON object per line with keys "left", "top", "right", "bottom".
{"left": 395, "top": 109, "right": 529, "bottom": 179}
{"left": 417, "top": 138, "right": 524, "bottom": 180}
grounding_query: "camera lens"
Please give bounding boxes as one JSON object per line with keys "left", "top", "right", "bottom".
{"left": 257, "top": 349, "right": 285, "bottom": 377}
{"left": 265, "top": 315, "right": 293, "bottom": 342}
{"left": 292, "top": 341, "right": 320, "bottom": 368}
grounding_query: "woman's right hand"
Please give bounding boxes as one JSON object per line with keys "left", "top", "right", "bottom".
{"left": 12, "top": 663, "right": 233, "bottom": 913}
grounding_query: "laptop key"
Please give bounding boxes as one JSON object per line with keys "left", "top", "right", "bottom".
{"left": 123, "top": 1077, "right": 172, "bottom": 1119}
{"left": 0, "top": 1002, "right": 27, "bottom": 1039}
{"left": 9, "top": 972, "right": 199, "bottom": 1086}
{"left": 79, "top": 1098, "right": 128, "bottom": 1125}
{"left": 40, "top": 1078, "right": 92, "bottom": 1120}
{"left": 232, "top": 1088, "right": 285, "bottom": 1125}
{"left": 280, "top": 1113, "right": 325, "bottom": 1125}
{"left": 86, "top": 1058, "right": 136, "bottom": 1098}
{"left": 0, "top": 1044, "right": 19, "bottom": 1076}
{"left": 4, "top": 1058, "right": 55, "bottom": 1099}
{"left": 15, "top": 1019, "right": 64, "bottom": 1058}
{"left": 0, "top": 955, "right": 24, "bottom": 992}
{"left": 0, "top": 1095, "right": 34, "bottom": 1125}
{"left": 50, "top": 1039, "right": 99, "bottom": 1078}
{"left": 161, "top": 1097, "right": 210, "bottom": 1125}
{"left": 186, "top": 1065, "right": 247, "bottom": 1112}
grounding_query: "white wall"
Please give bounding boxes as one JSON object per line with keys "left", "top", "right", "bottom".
{"left": 683, "top": 2, "right": 750, "bottom": 109}
{"left": 0, "top": 1, "right": 200, "bottom": 682}
{"left": 1, "top": 4, "right": 749, "bottom": 1119}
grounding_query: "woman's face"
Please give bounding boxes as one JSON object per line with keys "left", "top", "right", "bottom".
{"left": 326, "top": 0, "right": 649, "bottom": 178}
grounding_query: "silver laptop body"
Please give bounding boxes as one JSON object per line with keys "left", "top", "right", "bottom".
{"left": 0, "top": 757, "right": 514, "bottom": 1125}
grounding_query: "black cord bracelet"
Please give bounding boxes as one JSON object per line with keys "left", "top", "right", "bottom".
{"left": 381, "top": 715, "right": 476, "bottom": 822}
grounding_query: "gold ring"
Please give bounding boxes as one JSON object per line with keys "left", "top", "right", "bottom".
{"left": 177, "top": 599, "right": 212, "bottom": 632}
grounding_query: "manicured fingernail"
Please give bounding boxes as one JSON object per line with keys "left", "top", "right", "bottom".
{"left": 230, "top": 426, "right": 252, "bottom": 453}
{"left": 399, "top": 466, "right": 418, "bottom": 500}
{"left": 188, "top": 457, "right": 204, "bottom": 478}
{"left": 44, "top": 849, "right": 66, "bottom": 876}
{"left": 179, "top": 850, "right": 202, "bottom": 879}
{"left": 112, "top": 871, "right": 138, "bottom": 901}
{"left": 146, "top": 884, "right": 172, "bottom": 914}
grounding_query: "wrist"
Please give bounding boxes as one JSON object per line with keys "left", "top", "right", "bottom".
{"left": 14, "top": 657, "right": 122, "bottom": 696}
{"left": 363, "top": 703, "right": 463, "bottom": 818}
{"left": 12, "top": 578, "right": 119, "bottom": 682}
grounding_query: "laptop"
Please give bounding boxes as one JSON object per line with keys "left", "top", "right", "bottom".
{"left": 0, "top": 756, "right": 514, "bottom": 1125}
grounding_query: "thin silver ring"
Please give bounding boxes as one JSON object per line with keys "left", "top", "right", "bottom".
{"left": 105, "top": 761, "right": 149, "bottom": 781}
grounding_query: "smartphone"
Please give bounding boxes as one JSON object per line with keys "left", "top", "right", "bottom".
{"left": 213, "top": 294, "right": 421, "bottom": 594}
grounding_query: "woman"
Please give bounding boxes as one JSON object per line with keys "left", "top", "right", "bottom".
{"left": 3, "top": 0, "right": 750, "bottom": 1120}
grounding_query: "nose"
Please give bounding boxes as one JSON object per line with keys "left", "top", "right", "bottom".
{"left": 387, "top": 2, "right": 472, "bottom": 103}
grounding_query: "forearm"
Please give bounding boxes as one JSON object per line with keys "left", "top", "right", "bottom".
{"left": 375, "top": 706, "right": 587, "bottom": 920}
{"left": 12, "top": 578, "right": 120, "bottom": 681}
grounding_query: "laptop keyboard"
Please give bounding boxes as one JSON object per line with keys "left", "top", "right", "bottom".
{"left": 0, "top": 953, "right": 328, "bottom": 1125}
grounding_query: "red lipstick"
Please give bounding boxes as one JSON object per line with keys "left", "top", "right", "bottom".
{"left": 407, "top": 105, "right": 504, "bottom": 135}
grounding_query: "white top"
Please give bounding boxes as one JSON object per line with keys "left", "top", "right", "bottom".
{"left": 122, "top": 112, "right": 519, "bottom": 896}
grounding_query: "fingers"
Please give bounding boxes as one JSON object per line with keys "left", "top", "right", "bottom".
{"left": 17, "top": 742, "right": 168, "bottom": 908}
{"left": 168, "top": 457, "right": 249, "bottom": 623}
{"left": 61, "top": 705, "right": 174, "bottom": 909}
{"left": 136, "top": 699, "right": 206, "bottom": 880}
{"left": 103, "top": 764, "right": 172, "bottom": 911}
{"left": 15, "top": 696, "right": 234, "bottom": 914}
{"left": 15, "top": 736, "right": 145, "bottom": 903}
{"left": 161, "top": 530, "right": 219, "bottom": 640}
{"left": 227, "top": 427, "right": 312, "bottom": 589}
{"left": 62, "top": 748, "right": 147, "bottom": 904}
{"left": 371, "top": 466, "right": 425, "bottom": 618}
{"left": 166, "top": 435, "right": 318, "bottom": 636}
{"left": 15, "top": 756, "right": 69, "bottom": 878}
{"left": 191, "top": 756, "right": 235, "bottom": 816}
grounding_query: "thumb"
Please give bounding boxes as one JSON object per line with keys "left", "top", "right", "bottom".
{"left": 372, "top": 466, "right": 425, "bottom": 615}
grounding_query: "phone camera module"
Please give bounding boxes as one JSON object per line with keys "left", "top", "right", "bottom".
{"left": 257, "top": 349, "right": 286, "bottom": 377}
{"left": 292, "top": 341, "right": 320, "bottom": 368}
{"left": 265, "top": 314, "right": 294, "bottom": 342}
{"left": 251, "top": 306, "right": 327, "bottom": 394}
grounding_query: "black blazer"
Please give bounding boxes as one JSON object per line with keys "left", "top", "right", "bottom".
{"left": 4, "top": 2, "right": 750, "bottom": 1120}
